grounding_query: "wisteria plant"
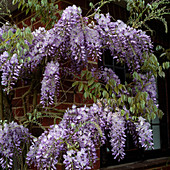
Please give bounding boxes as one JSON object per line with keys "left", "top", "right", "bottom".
{"left": 0, "top": 0, "right": 170, "bottom": 169}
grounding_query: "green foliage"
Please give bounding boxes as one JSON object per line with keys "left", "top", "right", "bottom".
{"left": 155, "top": 45, "right": 170, "bottom": 74}
{"left": 72, "top": 70, "right": 102, "bottom": 103}
{"left": 0, "top": 26, "right": 33, "bottom": 69}
{"left": 12, "top": 0, "right": 62, "bottom": 29}
{"left": 72, "top": 69, "right": 164, "bottom": 122}
{"left": 87, "top": 0, "right": 120, "bottom": 18}
{"left": 126, "top": 0, "right": 170, "bottom": 33}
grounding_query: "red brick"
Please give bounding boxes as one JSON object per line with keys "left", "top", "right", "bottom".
{"left": 91, "top": 159, "right": 100, "bottom": 170}
{"left": 12, "top": 98, "right": 23, "bottom": 107}
{"left": 29, "top": 96, "right": 33, "bottom": 105}
{"left": 56, "top": 103, "right": 72, "bottom": 110}
{"left": 33, "top": 21, "right": 44, "bottom": 30}
{"left": 23, "top": 17, "right": 31, "bottom": 26}
{"left": 59, "top": 80, "right": 74, "bottom": 91}
{"left": 75, "top": 93, "right": 84, "bottom": 104}
{"left": 75, "top": 93, "right": 94, "bottom": 104}
{"left": 15, "top": 86, "right": 30, "bottom": 98}
{"left": 59, "top": 92, "right": 74, "bottom": 103}
{"left": 37, "top": 94, "right": 40, "bottom": 104}
{"left": 15, "top": 108, "right": 24, "bottom": 117}
{"left": 14, "top": 80, "right": 23, "bottom": 87}
{"left": 57, "top": 163, "right": 65, "bottom": 170}
{"left": 96, "top": 148, "right": 100, "bottom": 158}
{"left": 39, "top": 117, "right": 55, "bottom": 126}
{"left": 12, "top": 108, "right": 16, "bottom": 115}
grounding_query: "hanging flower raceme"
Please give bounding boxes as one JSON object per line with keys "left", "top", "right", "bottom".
{"left": 26, "top": 104, "right": 106, "bottom": 170}
{"left": 103, "top": 107, "right": 127, "bottom": 161}
{"left": 94, "top": 13, "right": 153, "bottom": 73}
{"left": 40, "top": 61, "right": 60, "bottom": 106}
{"left": 26, "top": 103, "right": 154, "bottom": 169}
{"left": 0, "top": 121, "right": 32, "bottom": 169}
{"left": 135, "top": 116, "right": 154, "bottom": 149}
{"left": 135, "top": 73, "right": 158, "bottom": 105}
{"left": 26, "top": 124, "right": 66, "bottom": 169}
{"left": 0, "top": 52, "right": 22, "bottom": 93}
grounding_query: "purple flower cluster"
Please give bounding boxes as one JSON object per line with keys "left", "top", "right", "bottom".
{"left": 0, "top": 121, "right": 32, "bottom": 169}
{"left": 23, "top": 27, "right": 47, "bottom": 72}
{"left": 0, "top": 52, "right": 22, "bottom": 93}
{"left": 106, "top": 108, "right": 126, "bottom": 160}
{"left": 99, "top": 67, "right": 121, "bottom": 85}
{"left": 0, "top": 106, "right": 154, "bottom": 169}
{"left": 40, "top": 61, "right": 60, "bottom": 106}
{"left": 0, "top": 5, "right": 155, "bottom": 108}
{"left": 26, "top": 124, "right": 66, "bottom": 169}
{"left": 26, "top": 103, "right": 142, "bottom": 169}
{"left": 94, "top": 13, "right": 153, "bottom": 73}
{"left": 126, "top": 120, "right": 138, "bottom": 146}
{"left": 27, "top": 104, "right": 106, "bottom": 169}
{"left": 135, "top": 117, "right": 154, "bottom": 149}
{"left": 139, "top": 73, "right": 157, "bottom": 105}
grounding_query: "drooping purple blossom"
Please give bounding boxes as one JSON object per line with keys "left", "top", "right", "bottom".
{"left": 40, "top": 61, "right": 60, "bottom": 106}
{"left": 94, "top": 13, "right": 153, "bottom": 73}
{"left": 107, "top": 109, "right": 126, "bottom": 160}
{"left": 135, "top": 116, "right": 154, "bottom": 149}
{"left": 26, "top": 104, "right": 106, "bottom": 170}
{"left": 0, "top": 121, "right": 32, "bottom": 169}
{"left": 0, "top": 52, "right": 22, "bottom": 93}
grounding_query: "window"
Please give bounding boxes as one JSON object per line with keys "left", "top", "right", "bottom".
{"left": 100, "top": 50, "right": 169, "bottom": 168}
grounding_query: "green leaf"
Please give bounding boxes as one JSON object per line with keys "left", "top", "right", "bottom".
{"left": 19, "top": 59, "right": 24, "bottom": 64}
{"left": 81, "top": 70, "right": 87, "bottom": 79}
{"left": 72, "top": 81, "right": 79, "bottom": 87}
{"left": 126, "top": 113, "right": 129, "bottom": 120}
{"left": 8, "top": 30, "right": 13, "bottom": 37}
{"left": 128, "top": 97, "right": 132, "bottom": 104}
{"left": 141, "top": 100, "right": 145, "bottom": 109}
{"left": 2, "top": 32, "right": 7, "bottom": 39}
{"left": 121, "top": 110, "right": 125, "bottom": 116}
{"left": 86, "top": 72, "right": 92, "bottom": 80}
{"left": 23, "top": 43, "right": 29, "bottom": 50}
{"left": 89, "top": 2, "right": 93, "bottom": 7}
{"left": 133, "top": 72, "right": 138, "bottom": 79}
{"left": 55, "top": 4, "right": 58, "bottom": 9}
{"left": 26, "top": 8, "right": 30, "bottom": 15}
{"left": 102, "top": 90, "right": 108, "bottom": 98}
{"left": 78, "top": 82, "right": 84, "bottom": 92}
{"left": 112, "top": 93, "right": 115, "bottom": 98}
{"left": 105, "top": 84, "right": 109, "bottom": 91}
{"left": 16, "top": 28, "right": 21, "bottom": 35}
{"left": 84, "top": 84, "right": 88, "bottom": 91}
{"left": 118, "top": 98, "right": 121, "bottom": 106}
{"left": 93, "top": 96, "right": 97, "bottom": 103}
{"left": 151, "top": 112, "right": 156, "bottom": 120}
{"left": 130, "top": 106, "right": 135, "bottom": 113}
{"left": 118, "top": 84, "right": 123, "bottom": 90}
{"left": 27, "top": 112, "right": 32, "bottom": 121}
{"left": 114, "top": 86, "right": 119, "bottom": 94}
{"left": 88, "top": 79, "right": 94, "bottom": 86}
{"left": 84, "top": 91, "right": 89, "bottom": 99}
{"left": 121, "top": 94, "right": 126, "bottom": 102}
